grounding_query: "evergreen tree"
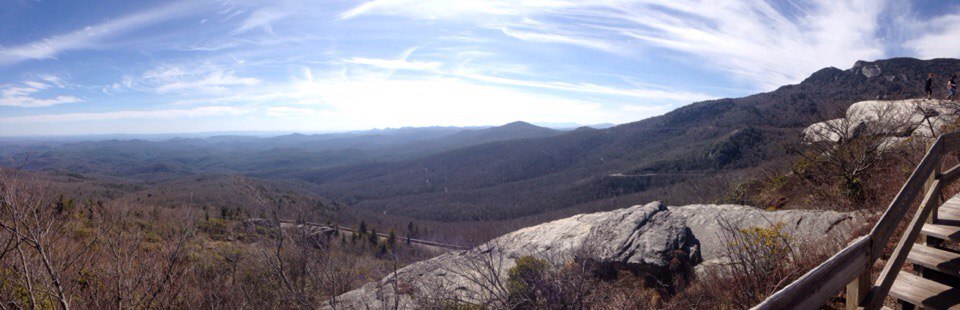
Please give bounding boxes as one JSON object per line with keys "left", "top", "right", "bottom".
{"left": 377, "top": 243, "right": 388, "bottom": 257}
{"left": 387, "top": 229, "right": 397, "bottom": 248}
{"left": 359, "top": 221, "right": 368, "bottom": 235}
{"left": 368, "top": 228, "right": 378, "bottom": 246}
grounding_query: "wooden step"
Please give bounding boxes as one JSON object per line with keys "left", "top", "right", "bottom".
{"left": 940, "top": 201, "right": 960, "bottom": 224}
{"left": 889, "top": 271, "right": 960, "bottom": 310}
{"left": 907, "top": 244, "right": 960, "bottom": 278}
{"left": 922, "top": 223, "right": 960, "bottom": 242}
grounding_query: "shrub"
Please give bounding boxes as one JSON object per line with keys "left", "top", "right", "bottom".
{"left": 713, "top": 220, "right": 796, "bottom": 308}
{"left": 506, "top": 256, "right": 548, "bottom": 308}
{"left": 198, "top": 218, "right": 230, "bottom": 240}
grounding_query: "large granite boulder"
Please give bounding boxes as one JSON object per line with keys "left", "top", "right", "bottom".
{"left": 584, "top": 202, "right": 700, "bottom": 267}
{"left": 804, "top": 99, "right": 955, "bottom": 143}
{"left": 325, "top": 202, "right": 697, "bottom": 309}
{"left": 326, "top": 202, "right": 868, "bottom": 309}
{"left": 669, "top": 204, "right": 866, "bottom": 263}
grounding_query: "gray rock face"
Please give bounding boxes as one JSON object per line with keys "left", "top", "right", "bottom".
{"left": 861, "top": 64, "right": 881, "bottom": 78}
{"left": 668, "top": 204, "right": 866, "bottom": 262}
{"left": 584, "top": 202, "right": 700, "bottom": 267}
{"left": 326, "top": 202, "right": 867, "bottom": 309}
{"left": 803, "top": 99, "right": 955, "bottom": 145}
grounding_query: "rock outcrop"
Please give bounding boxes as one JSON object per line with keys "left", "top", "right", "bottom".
{"left": 327, "top": 202, "right": 868, "bottom": 309}
{"left": 583, "top": 202, "right": 700, "bottom": 267}
{"left": 669, "top": 204, "right": 866, "bottom": 262}
{"left": 804, "top": 99, "right": 956, "bottom": 144}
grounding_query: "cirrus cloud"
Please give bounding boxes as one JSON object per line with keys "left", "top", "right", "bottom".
{"left": 0, "top": 75, "right": 81, "bottom": 108}
{"left": 0, "top": 106, "right": 248, "bottom": 123}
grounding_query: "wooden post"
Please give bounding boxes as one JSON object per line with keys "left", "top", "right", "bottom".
{"left": 912, "top": 138, "right": 942, "bottom": 279}
{"left": 845, "top": 271, "right": 871, "bottom": 310}
{"left": 922, "top": 139, "right": 943, "bottom": 249}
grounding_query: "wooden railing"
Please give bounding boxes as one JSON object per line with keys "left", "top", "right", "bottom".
{"left": 754, "top": 131, "right": 960, "bottom": 310}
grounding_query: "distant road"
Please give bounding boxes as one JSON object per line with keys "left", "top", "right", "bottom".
{"left": 276, "top": 219, "right": 471, "bottom": 251}
{"left": 607, "top": 173, "right": 706, "bottom": 177}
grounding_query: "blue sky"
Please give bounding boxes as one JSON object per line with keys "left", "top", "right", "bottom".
{"left": 0, "top": 0, "right": 955, "bottom": 135}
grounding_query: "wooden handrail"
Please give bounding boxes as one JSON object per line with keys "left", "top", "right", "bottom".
{"left": 867, "top": 137, "right": 942, "bottom": 258}
{"left": 863, "top": 178, "right": 942, "bottom": 308}
{"left": 754, "top": 132, "right": 960, "bottom": 310}
{"left": 755, "top": 237, "right": 871, "bottom": 309}
{"left": 940, "top": 163, "right": 960, "bottom": 184}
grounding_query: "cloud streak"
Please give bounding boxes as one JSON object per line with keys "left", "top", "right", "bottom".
{"left": 341, "top": 51, "right": 713, "bottom": 102}
{"left": 233, "top": 8, "right": 287, "bottom": 35}
{"left": 0, "top": 1, "right": 206, "bottom": 66}
{"left": 339, "top": 0, "right": 890, "bottom": 90}
{"left": 135, "top": 63, "right": 260, "bottom": 94}
{"left": 0, "top": 75, "right": 81, "bottom": 107}
{"left": 0, "top": 106, "right": 247, "bottom": 123}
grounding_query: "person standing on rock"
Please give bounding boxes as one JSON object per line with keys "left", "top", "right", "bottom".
{"left": 925, "top": 73, "right": 934, "bottom": 99}
{"left": 948, "top": 75, "right": 957, "bottom": 100}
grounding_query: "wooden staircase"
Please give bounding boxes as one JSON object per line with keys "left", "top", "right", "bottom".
{"left": 754, "top": 133, "right": 960, "bottom": 310}
{"left": 888, "top": 198, "right": 960, "bottom": 310}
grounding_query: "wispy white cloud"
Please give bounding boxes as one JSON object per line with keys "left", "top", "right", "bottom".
{"left": 338, "top": 50, "right": 712, "bottom": 102}
{"left": 453, "top": 70, "right": 711, "bottom": 102}
{"left": 101, "top": 75, "right": 134, "bottom": 95}
{"left": 338, "top": 0, "right": 890, "bottom": 90}
{"left": 337, "top": 0, "right": 576, "bottom": 21}
{"left": 38, "top": 74, "right": 68, "bottom": 88}
{"left": 0, "top": 75, "right": 81, "bottom": 107}
{"left": 135, "top": 63, "right": 259, "bottom": 94}
{"left": 907, "top": 13, "right": 960, "bottom": 59}
{"left": 500, "top": 26, "right": 620, "bottom": 53}
{"left": 345, "top": 57, "right": 441, "bottom": 71}
{"left": 613, "top": 0, "right": 885, "bottom": 89}
{"left": 0, "top": 1, "right": 206, "bottom": 66}
{"left": 232, "top": 8, "right": 287, "bottom": 35}
{"left": 0, "top": 106, "right": 248, "bottom": 123}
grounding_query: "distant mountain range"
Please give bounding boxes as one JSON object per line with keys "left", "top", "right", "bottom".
{"left": 0, "top": 122, "right": 609, "bottom": 141}
{"left": 5, "top": 57, "right": 959, "bottom": 224}
{"left": 0, "top": 121, "right": 561, "bottom": 177}
{"left": 533, "top": 122, "right": 616, "bottom": 130}
{"left": 301, "top": 58, "right": 960, "bottom": 221}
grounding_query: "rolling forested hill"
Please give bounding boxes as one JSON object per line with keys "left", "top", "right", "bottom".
{"left": 4, "top": 58, "right": 960, "bottom": 224}
{"left": 303, "top": 58, "right": 960, "bottom": 220}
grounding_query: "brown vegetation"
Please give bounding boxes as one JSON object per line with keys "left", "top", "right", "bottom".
{"left": 0, "top": 170, "right": 435, "bottom": 309}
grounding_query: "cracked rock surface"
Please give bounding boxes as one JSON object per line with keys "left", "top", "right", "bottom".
{"left": 326, "top": 202, "right": 868, "bottom": 309}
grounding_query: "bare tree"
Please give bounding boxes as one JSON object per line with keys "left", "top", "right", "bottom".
{"left": 136, "top": 212, "right": 195, "bottom": 309}
{"left": 796, "top": 101, "right": 919, "bottom": 207}
{"left": 0, "top": 170, "right": 98, "bottom": 310}
{"left": 706, "top": 217, "right": 798, "bottom": 309}
{"left": 238, "top": 177, "right": 318, "bottom": 309}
